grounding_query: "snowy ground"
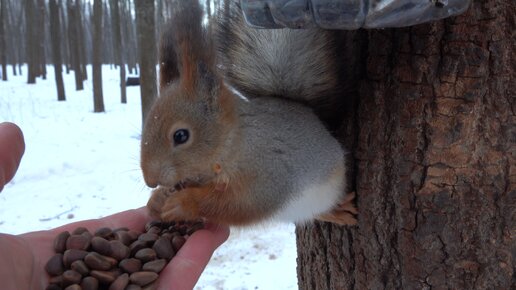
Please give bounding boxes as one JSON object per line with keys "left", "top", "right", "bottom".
{"left": 0, "top": 65, "right": 297, "bottom": 289}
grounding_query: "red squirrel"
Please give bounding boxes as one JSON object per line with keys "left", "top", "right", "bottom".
{"left": 141, "top": 0, "right": 356, "bottom": 226}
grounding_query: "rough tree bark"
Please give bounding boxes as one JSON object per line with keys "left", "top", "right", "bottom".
{"left": 92, "top": 0, "right": 104, "bottom": 113}
{"left": 49, "top": 0, "right": 65, "bottom": 101}
{"left": 296, "top": 1, "right": 515, "bottom": 290}
{"left": 135, "top": 0, "right": 157, "bottom": 125}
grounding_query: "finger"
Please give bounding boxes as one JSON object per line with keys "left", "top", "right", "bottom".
{"left": 0, "top": 122, "right": 25, "bottom": 192}
{"left": 157, "top": 223, "right": 230, "bottom": 290}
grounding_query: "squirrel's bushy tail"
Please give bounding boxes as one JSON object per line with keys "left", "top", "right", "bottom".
{"left": 216, "top": 1, "right": 343, "bottom": 123}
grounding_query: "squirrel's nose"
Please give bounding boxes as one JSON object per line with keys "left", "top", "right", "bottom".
{"left": 144, "top": 177, "right": 158, "bottom": 188}
{"left": 141, "top": 158, "right": 161, "bottom": 188}
{"left": 146, "top": 180, "right": 158, "bottom": 188}
{"left": 142, "top": 171, "right": 159, "bottom": 188}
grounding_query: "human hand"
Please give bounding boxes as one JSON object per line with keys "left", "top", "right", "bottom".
{"left": 0, "top": 208, "right": 228, "bottom": 290}
{"left": 0, "top": 123, "right": 230, "bottom": 290}
{"left": 0, "top": 208, "right": 229, "bottom": 290}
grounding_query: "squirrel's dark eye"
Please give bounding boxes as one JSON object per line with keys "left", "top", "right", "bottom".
{"left": 173, "top": 129, "right": 190, "bottom": 145}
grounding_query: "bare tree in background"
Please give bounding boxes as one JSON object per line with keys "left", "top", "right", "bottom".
{"left": 110, "top": 0, "right": 127, "bottom": 103}
{"left": 36, "top": 0, "right": 46, "bottom": 79}
{"left": 122, "top": 0, "right": 138, "bottom": 75}
{"left": 135, "top": 0, "right": 157, "bottom": 124}
{"left": 59, "top": 0, "right": 70, "bottom": 74}
{"left": 14, "top": 0, "right": 24, "bottom": 76}
{"left": 296, "top": 1, "right": 515, "bottom": 289}
{"left": 92, "top": 0, "right": 104, "bottom": 113}
{"left": 76, "top": 0, "right": 87, "bottom": 81}
{"left": 4, "top": 0, "right": 18, "bottom": 77}
{"left": 0, "top": 0, "right": 7, "bottom": 81}
{"left": 102, "top": 1, "right": 113, "bottom": 67}
{"left": 25, "top": 0, "right": 37, "bottom": 84}
{"left": 85, "top": 2, "right": 95, "bottom": 66}
{"left": 49, "top": 0, "right": 65, "bottom": 101}
{"left": 67, "top": 0, "right": 83, "bottom": 90}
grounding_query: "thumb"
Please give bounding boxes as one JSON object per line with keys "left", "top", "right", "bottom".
{"left": 157, "top": 223, "right": 230, "bottom": 290}
{"left": 0, "top": 122, "right": 25, "bottom": 192}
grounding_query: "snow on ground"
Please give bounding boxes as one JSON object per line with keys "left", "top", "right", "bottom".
{"left": 0, "top": 65, "right": 297, "bottom": 289}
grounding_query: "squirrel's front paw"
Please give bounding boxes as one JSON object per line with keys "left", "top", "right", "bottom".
{"left": 147, "top": 184, "right": 214, "bottom": 222}
{"left": 146, "top": 187, "right": 193, "bottom": 221}
{"left": 147, "top": 187, "right": 170, "bottom": 219}
{"left": 316, "top": 192, "right": 358, "bottom": 225}
{"left": 160, "top": 195, "right": 192, "bottom": 221}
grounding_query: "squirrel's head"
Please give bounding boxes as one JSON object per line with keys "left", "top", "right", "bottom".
{"left": 140, "top": 67, "right": 236, "bottom": 190}
{"left": 141, "top": 0, "right": 237, "bottom": 190}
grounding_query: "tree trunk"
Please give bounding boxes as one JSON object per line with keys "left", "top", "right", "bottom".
{"left": 121, "top": 0, "right": 131, "bottom": 74}
{"left": 101, "top": 1, "right": 112, "bottom": 65}
{"left": 123, "top": 0, "right": 137, "bottom": 76}
{"left": 76, "top": 0, "right": 87, "bottom": 81}
{"left": 110, "top": 0, "right": 126, "bottom": 104}
{"left": 25, "top": 0, "right": 37, "bottom": 84}
{"left": 296, "top": 1, "right": 515, "bottom": 290}
{"left": 135, "top": 0, "right": 157, "bottom": 125}
{"left": 36, "top": 0, "right": 46, "bottom": 80}
{"left": 0, "top": 0, "right": 7, "bottom": 81}
{"left": 15, "top": 0, "right": 24, "bottom": 77}
{"left": 68, "top": 0, "right": 83, "bottom": 90}
{"left": 92, "top": 0, "right": 104, "bottom": 113}
{"left": 60, "top": 0, "right": 70, "bottom": 74}
{"left": 5, "top": 0, "right": 18, "bottom": 77}
{"left": 84, "top": 2, "right": 93, "bottom": 67}
{"left": 49, "top": 0, "right": 65, "bottom": 101}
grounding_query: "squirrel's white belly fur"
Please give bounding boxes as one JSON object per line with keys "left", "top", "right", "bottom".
{"left": 273, "top": 169, "right": 344, "bottom": 223}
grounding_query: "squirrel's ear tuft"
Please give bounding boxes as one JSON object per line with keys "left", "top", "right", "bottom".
{"left": 159, "top": 0, "right": 218, "bottom": 95}
{"left": 159, "top": 25, "right": 180, "bottom": 91}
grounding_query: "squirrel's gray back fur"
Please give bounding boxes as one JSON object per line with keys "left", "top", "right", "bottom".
{"left": 232, "top": 97, "right": 345, "bottom": 221}
{"left": 216, "top": 2, "right": 343, "bottom": 125}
